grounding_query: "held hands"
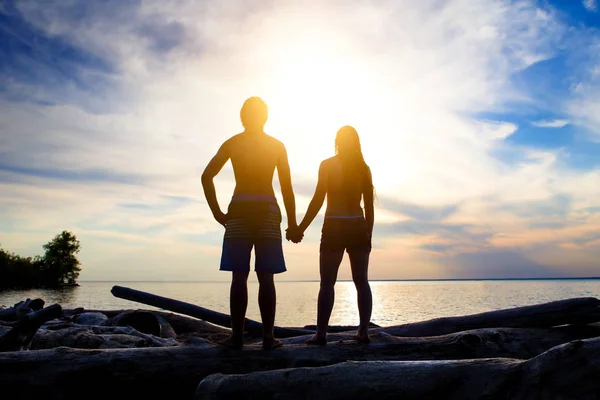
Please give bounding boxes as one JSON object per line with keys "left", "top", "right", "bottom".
{"left": 286, "top": 225, "right": 304, "bottom": 244}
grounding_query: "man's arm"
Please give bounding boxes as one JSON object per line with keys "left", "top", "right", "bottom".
{"left": 363, "top": 167, "right": 374, "bottom": 238}
{"left": 298, "top": 161, "right": 327, "bottom": 233}
{"left": 276, "top": 144, "right": 297, "bottom": 228}
{"left": 201, "top": 142, "right": 230, "bottom": 227}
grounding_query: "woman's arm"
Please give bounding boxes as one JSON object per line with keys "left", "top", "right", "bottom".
{"left": 363, "top": 167, "right": 374, "bottom": 238}
{"left": 298, "top": 161, "right": 328, "bottom": 233}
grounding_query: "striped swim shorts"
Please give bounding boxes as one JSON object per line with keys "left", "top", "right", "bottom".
{"left": 219, "top": 194, "right": 286, "bottom": 274}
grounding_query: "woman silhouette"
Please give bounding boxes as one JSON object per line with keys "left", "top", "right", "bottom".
{"left": 291, "top": 125, "right": 374, "bottom": 344}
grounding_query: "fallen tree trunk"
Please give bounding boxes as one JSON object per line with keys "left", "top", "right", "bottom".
{"left": 109, "top": 290, "right": 600, "bottom": 339}
{"left": 33, "top": 328, "right": 148, "bottom": 349}
{"left": 195, "top": 337, "right": 600, "bottom": 400}
{"left": 0, "top": 326, "right": 597, "bottom": 400}
{"left": 66, "top": 309, "right": 231, "bottom": 336}
{"left": 280, "top": 323, "right": 600, "bottom": 346}
{"left": 379, "top": 297, "right": 600, "bottom": 337}
{"left": 302, "top": 322, "right": 380, "bottom": 332}
{"left": 111, "top": 285, "right": 312, "bottom": 338}
{"left": 31, "top": 326, "right": 178, "bottom": 350}
{"left": 0, "top": 304, "right": 63, "bottom": 351}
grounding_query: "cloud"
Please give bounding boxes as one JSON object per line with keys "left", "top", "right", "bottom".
{"left": 1, "top": 0, "right": 600, "bottom": 280}
{"left": 497, "top": 194, "right": 571, "bottom": 218}
{"left": 446, "top": 249, "right": 563, "bottom": 279}
{"left": 477, "top": 121, "right": 519, "bottom": 140}
{"left": 531, "top": 119, "right": 570, "bottom": 128}
{"left": 377, "top": 198, "right": 459, "bottom": 222}
{"left": 583, "top": 0, "right": 597, "bottom": 12}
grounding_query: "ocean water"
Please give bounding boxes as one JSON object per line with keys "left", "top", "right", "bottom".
{"left": 1, "top": 279, "right": 599, "bottom": 327}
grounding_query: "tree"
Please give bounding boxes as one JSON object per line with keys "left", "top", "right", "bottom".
{"left": 0, "top": 245, "right": 39, "bottom": 289}
{"left": 40, "top": 231, "right": 82, "bottom": 287}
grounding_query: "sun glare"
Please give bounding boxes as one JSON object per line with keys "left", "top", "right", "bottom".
{"left": 254, "top": 21, "right": 413, "bottom": 201}
{"left": 262, "top": 33, "right": 381, "bottom": 170}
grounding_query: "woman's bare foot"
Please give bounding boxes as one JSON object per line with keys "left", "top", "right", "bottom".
{"left": 217, "top": 335, "right": 243, "bottom": 349}
{"left": 305, "top": 334, "right": 327, "bottom": 346}
{"left": 353, "top": 330, "right": 371, "bottom": 344}
{"left": 262, "top": 337, "right": 283, "bottom": 350}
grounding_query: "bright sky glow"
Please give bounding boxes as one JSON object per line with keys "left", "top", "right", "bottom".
{"left": 1, "top": 0, "right": 600, "bottom": 281}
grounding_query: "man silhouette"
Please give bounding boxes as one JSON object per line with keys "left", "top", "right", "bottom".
{"left": 201, "top": 97, "right": 298, "bottom": 349}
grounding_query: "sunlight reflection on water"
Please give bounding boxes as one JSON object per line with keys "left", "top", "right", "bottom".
{"left": 1, "top": 280, "right": 599, "bottom": 327}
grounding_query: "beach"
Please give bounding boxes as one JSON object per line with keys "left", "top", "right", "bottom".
{"left": 1, "top": 285, "right": 600, "bottom": 399}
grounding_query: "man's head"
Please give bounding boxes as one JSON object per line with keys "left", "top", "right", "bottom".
{"left": 240, "top": 96, "right": 268, "bottom": 130}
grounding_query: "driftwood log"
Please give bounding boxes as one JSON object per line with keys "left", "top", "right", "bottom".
{"left": 45, "top": 309, "right": 230, "bottom": 345}
{"left": 0, "top": 326, "right": 598, "bottom": 400}
{"left": 111, "top": 285, "right": 312, "bottom": 338}
{"left": 0, "top": 298, "right": 45, "bottom": 321}
{"left": 111, "top": 286, "right": 600, "bottom": 338}
{"left": 0, "top": 304, "right": 63, "bottom": 351}
{"left": 2, "top": 294, "right": 600, "bottom": 400}
{"left": 68, "top": 309, "right": 230, "bottom": 336}
{"left": 33, "top": 328, "right": 149, "bottom": 349}
{"left": 379, "top": 296, "right": 600, "bottom": 336}
{"left": 303, "top": 322, "right": 380, "bottom": 332}
{"left": 280, "top": 323, "right": 600, "bottom": 346}
{"left": 196, "top": 337, "right": 600, "bottom": 400}
{"left": 31, "top": 325, "right": 178, "bottom": 349}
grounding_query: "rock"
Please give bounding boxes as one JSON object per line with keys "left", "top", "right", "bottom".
{"left": 112, "top": 310, "right": 177, "bottom": 338}
{"left": 73, "top": 312, "right": 109, "bottom": 326}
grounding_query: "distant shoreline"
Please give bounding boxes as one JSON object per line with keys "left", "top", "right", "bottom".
{"left": 76, "top": 277, "right": 600, "bottom": 283}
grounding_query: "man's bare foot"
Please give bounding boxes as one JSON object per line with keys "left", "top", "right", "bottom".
{"left": 353, "top": 330, "right": 371, "bottom": 344}
{"left": 217, "top": 335, "right": 243, "bottom": 349}
{"left": 305, "top": 334, "right": 327, "bottom": 346}
{"left": 262, "top": 337, "right": 283, "bottom": 350}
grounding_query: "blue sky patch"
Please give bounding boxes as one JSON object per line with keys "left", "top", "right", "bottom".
{"left": 0, "top": 2, "right": 116, "bottom": 105}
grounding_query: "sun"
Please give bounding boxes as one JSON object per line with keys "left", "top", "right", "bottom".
{"left": 253, "top": 22, "right": 408, "bottom": 200}
{"left": 262, "top": 34, "right": 382, "bottom": 175}
{"left": 268, "top": 40, "right": 369, "bottom": 130}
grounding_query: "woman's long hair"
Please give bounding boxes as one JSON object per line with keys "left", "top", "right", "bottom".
{"left": 335, "top": 126, "right": 373, "bottom": 194}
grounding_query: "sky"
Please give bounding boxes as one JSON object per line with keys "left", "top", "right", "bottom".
{"left": 1, "top": 0, "right": 600, "bottom": 282}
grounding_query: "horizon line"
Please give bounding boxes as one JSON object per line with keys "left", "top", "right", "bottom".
{"left": 79, "top": 277, "right": 600, "bottom": 283}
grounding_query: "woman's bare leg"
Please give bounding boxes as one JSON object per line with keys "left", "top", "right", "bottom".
{"left": 306, "top": 250, "right": 344, "bottom": 345}
{"left": 348, "top": 250, "right": 372, "bottom": 343}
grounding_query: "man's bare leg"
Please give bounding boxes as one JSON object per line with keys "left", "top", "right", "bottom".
{"left": 256, "top": 271, "right": 282, "bottom": 349}
{"left": 349, "top": 251, "right": 372, "bottom": 343}
{"left": 306, "top": 250, "right": 344, "bottom": 345}
{"left": 219, "top": 271, "right": 250, "bottom": 348}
